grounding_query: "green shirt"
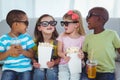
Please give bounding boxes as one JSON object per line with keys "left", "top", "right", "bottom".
{"left": 82, "top": 29, "right": 120, "bottom": 73}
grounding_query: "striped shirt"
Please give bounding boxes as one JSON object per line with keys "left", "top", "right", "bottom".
{"left": 0, "top": 33, "right": 35, "bottom": 72}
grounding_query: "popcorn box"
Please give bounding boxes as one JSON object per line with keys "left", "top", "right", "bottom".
{"left": 66, "top": 47, "right": 82, "bottom": 74}
{"left": 38, "top": 42, "right": 53, "bottom": 68}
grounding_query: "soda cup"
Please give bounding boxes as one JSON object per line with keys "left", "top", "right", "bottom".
{"left": 86, "top": 60, "right": 97, "bottom": 79}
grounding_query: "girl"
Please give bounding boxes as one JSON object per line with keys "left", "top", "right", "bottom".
{"left": 57, "top": 10, "right": 86, "bottom": 80}
{"left": 32, "top": 14, "right": 60, "bottom": 80}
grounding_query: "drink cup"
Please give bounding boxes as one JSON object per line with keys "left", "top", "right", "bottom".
{"left": 86, "top": 59, "right": 97, "bottom": 79}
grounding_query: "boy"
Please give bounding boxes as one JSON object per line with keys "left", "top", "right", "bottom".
{"left": 0, "top": 10, "right": 35, "bottom": 80}
{"left": 82, "top": 7, "right": 120, "bottom": 80}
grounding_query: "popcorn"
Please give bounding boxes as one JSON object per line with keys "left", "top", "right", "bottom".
{"left": 66, "top": 47, "right": 79, "bottom": 54}
{"left": 39, "top": 42, "right": 53, "bottom": 47}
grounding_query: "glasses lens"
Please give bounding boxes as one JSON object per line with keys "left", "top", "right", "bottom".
{"left": 40, "top": 21, "right": 49, "bottom": 27}
{"left": 86, "top": 12, "right": 105, "bottom": 20}
{"left": 61, "top": 21, "right": 69, "bottom": 26}
{"left": 49, "top": 21, "right": 57, "bottom": 26}
{"left": 60, "top": 21, "right": 64, "bottom": 26}
{"left": 64, "top": 22, "right": 69, "bottom": 26}
{"left": 92, "top": 13, "right": 105, "bottom": 20}
{"left": 86, "top": 13, "right": 92, "bottom": 20}
{"left": 61, "top": 21, "right": 78, "bottom": 27}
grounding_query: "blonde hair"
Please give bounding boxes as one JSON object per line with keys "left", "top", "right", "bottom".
{"left": 63, "top": 10, "right": 86, "bottom": 35}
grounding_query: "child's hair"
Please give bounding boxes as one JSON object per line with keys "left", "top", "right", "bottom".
{"left": 34, "top": 14, "right": 59, "bottom": 46}
{"left": 63, "top": 10, "right": 86, "bottom": 35}
{"left": 6, "top": 9, "right": 27, "bottom": 28}
{"left": 90, "top": 7, "right": 109, "bottom": 23}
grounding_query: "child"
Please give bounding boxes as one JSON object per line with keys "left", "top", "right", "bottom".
{"left": 82, "top": 7, "right": 120, "bottom": 80}
{"left": 57, "top": 10, "right": 86, "bottom": 80}
{"left": 32, "top": 14, "right": 60, "bottom": 80}
{"left": 0, "top": 10, "right": 35, "bottom": 80}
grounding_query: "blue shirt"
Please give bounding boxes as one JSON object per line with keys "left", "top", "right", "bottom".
{"left": 0, "top": 33, "right": 35, "bottom": 72}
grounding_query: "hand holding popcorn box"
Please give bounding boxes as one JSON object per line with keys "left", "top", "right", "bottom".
{"left": 66, "top": 47, "right": 82, "bottom": 74}
{"left": 38, "top": 42, "right": 53, "bottom": 68}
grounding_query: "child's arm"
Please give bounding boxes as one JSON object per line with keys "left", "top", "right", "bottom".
{"left": 32, "top": 59, "right": 40, "bottom": 68}
{"left": 57, "top": 41, "right": 65, "bottom": 58}
{"left": 0, "top": 45, "right": 20, "bottom": 60}
{"left": 78, "top": 50, "right": 85, "bottom": 60}
{"left": 21, "top": 48, "right": 34, "bottom": 58}
{"left": 47, "top": 58, "right": 60, "bottom": 68}
{"left": 57, "top": 41, "right": 70, "bottom": 62}
{"left": 0, "top": 52, "right": 9, "bottom": 60}
{"left": 15, "top": 45, "right": 34, "bottom": 58}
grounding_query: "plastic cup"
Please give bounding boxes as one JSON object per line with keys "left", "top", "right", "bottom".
{"left": 86, "top": 59, "right": 97, "bottom": 79}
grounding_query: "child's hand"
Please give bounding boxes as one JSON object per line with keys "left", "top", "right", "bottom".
{"left": 64, "top": 56, "right": 70, "bottom": 63}
{"left": 15, "top": 45, "right": 23, "bottom": 54}
{"left": 15, "top": 45, "right": 22, "bottom": 49}
{"left": 78, "top": 50, "right": 84, "bottom": 60}
{"left": 47, "top": 59, "right": 55, "bottom": 68}
{"left": 33, "top": 61, "right": 40, "bottom": 68}
{"left": 7, "top": 45, "right": 20, "bottom": 57}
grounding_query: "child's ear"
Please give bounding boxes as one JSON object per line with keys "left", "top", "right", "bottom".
{"left": 37, "top": 26, "right": 41, "bottom": 31}
{"left": 97, "top": 16, "right": 105, "bottom": 23}
{"left": 75, "top": 23, "right": 79, "bottom": 28}
{"left": 98, "top": 16, "right": 103, "bottom": 21}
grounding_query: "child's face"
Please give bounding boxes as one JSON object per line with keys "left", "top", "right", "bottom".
{"left": 61, "top": 19, "right": 78, "bottom": 34}
{"left": 38, "top": 16, "right": 56, "bottom": 34}
{"left": 86, "top": 10, "right": 100, "bottom": 30}
{"left": 86, "top": 9, "right": 106, "bottom": 30}
{"left": 14, "top": 15, "right": 28, "bottom": 34}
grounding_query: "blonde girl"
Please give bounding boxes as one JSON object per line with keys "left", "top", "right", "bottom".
{"left": 57, "top": 10, "right": 86, "bottom": 80}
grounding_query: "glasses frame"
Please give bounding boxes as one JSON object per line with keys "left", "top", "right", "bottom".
{"left": 86, "top": 12, "right": 105, "bottom": 20}
{"left": 60, "top": 21, "right": 78, "bottom": 27}
{"left": 14, "top": 20, "right": 29, "bottom": 26}
{"left": 37, "top": 21, "right": 57, "bottom": 27}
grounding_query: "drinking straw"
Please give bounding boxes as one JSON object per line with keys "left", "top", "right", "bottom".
{"left": 90, "top": 49, "right": 94, "bottom": 63}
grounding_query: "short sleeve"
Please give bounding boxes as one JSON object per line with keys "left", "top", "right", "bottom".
{"left": 56, "top": 33, "right": 63, "bottom": 42}
{"left": 0, "top": 40, "right": 5, "bottom": 52}
{"left": 82, "top": 36, "right": 88, "bottom": 53}
{"left": 112, "top": 31, "right": 120, "bottom": 48}
{"left": 25, "top": 34, "right": 35, "bottom": 49}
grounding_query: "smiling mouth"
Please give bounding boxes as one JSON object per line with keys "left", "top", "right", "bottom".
{"left": 47, "top": 28, "right": 52, "bottom": 30}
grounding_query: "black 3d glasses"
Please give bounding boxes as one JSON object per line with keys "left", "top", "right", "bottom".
{"left": 86, "top": 12, "right": 105, "bottom": 20}
{"left": 37, "top": 21, "right": 57, "bottom": 27}
{"left": 15, "top": 20, "right": 29, "bottom": 26}
{"left": 60, "top": 21, "right": 78, "bottom": 26}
